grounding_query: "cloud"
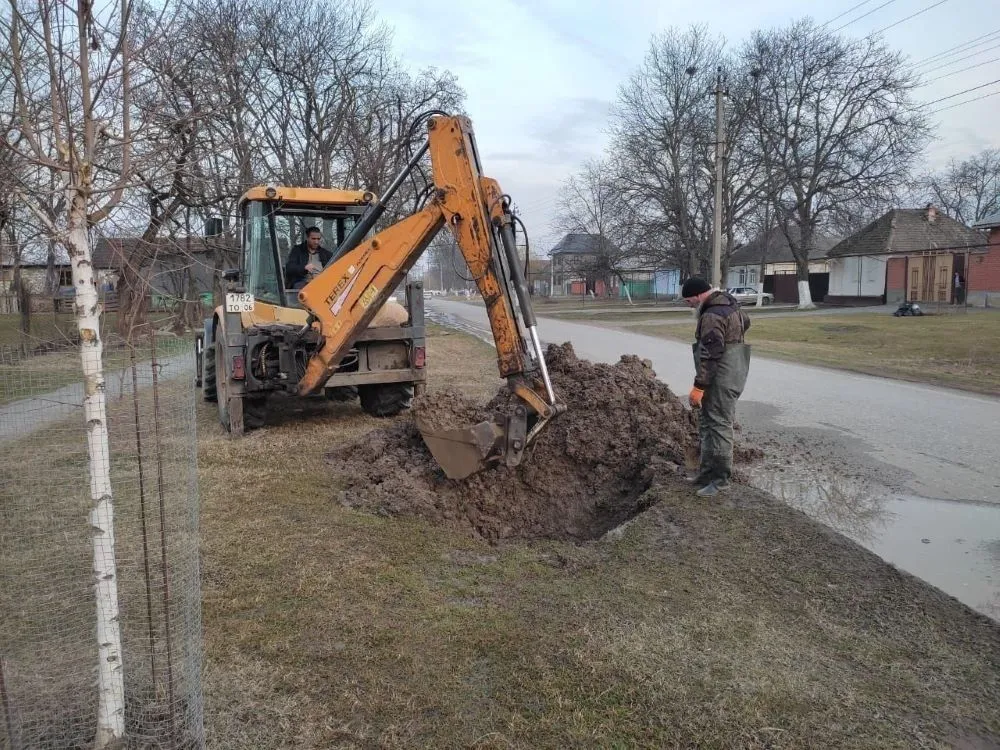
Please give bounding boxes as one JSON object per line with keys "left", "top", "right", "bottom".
{"left": 481, "top": 150, "right": 542, "bottom": 162}
{"left": 504, "top": 0, "right": 637, "bottom": 73}
{"left": 528, "top": 96, "right": 614, "bottom": 164}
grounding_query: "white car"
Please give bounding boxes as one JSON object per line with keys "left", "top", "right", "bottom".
{"left": 727, "top": 287, "right": 773, "bottom": 305}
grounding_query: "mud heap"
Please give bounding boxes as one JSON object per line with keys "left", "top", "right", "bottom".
{"left": 330, "top": 343, "right": 712, "bottom": 542}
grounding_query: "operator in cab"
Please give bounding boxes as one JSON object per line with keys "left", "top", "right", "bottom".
{"left": 285, "top": 227, "right": 332, "bottom": 290}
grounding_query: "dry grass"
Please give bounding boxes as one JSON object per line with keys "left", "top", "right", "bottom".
{"left": 197, "top": 324, "right": 1000, "bottom": 749}
{"left": 0, "top": 366, "right": 202, "bottom": 747}
{"left": 0, "top": 326, "right": 190, "bottom": 405}
{"left": 631, "top": 311, "right": 1000, "bottom": 394}
{"left": 0, "top": 311, "right": 181, "bottom": 348}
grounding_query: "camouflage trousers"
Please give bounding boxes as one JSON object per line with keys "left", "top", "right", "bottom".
{"left": 692, "top": 343, "right": 751, "bottom": 485}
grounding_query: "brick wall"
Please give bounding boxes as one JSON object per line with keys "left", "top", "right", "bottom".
{"left": 968, "top": 230, "right": 1000, "bottom": 297}
{"left": 886, "top": 257, "right": 905, "bottom": 302}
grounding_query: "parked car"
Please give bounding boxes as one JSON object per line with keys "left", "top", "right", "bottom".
{"left": 727, "top": 287, "right": 773, "bottom": 305}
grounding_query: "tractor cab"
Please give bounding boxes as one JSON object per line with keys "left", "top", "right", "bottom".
{"left": 237, "top": 186, "right": 375, "bottom": 310}
{"left": 197, "top": 184, "right": 426, "bottom": 434}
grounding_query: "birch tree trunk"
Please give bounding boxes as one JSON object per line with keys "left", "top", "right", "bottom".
{"left": 66, "top": 181, "right": 125, "bottom": 745}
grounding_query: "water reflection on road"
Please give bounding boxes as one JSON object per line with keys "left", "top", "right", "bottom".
{"left": 746, "top": 465, "right": 1000, "bottom": 620}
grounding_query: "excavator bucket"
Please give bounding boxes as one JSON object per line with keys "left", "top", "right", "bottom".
{"left": 415, "top": 416, "right": 507, "bottom": 480}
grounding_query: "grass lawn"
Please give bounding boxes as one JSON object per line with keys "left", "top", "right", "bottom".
{"left": 194, "top": 325, "right": 1000, "bottom": 748}
{"left": 0, "top": 310, "right": 80, "bottom": 348}
{"left": 631, "top": 311, "right": 1000, "bottom": 395}
{"left": 0, "top": 311, "right": 179, "bottom": 348}
{"left": 0, "top": 312, "right": 188, "bottom": 404}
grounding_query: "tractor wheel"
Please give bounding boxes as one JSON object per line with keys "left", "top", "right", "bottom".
{"left": 203, "top": 336, "right": 218, "bottom": 402}
{"left": 214, "top": 337, "right": 266, "bottom": 433}
{"left": 215, "top": 338, "right": 234, "bottom": 431}
{"left": 244, "top": 396, "right": 267, "bottom": 430}
{"left": 359, "top": 382, "right": 413, "bottom": 418}
{"left": 325, "top": 385, "right": 359, "bottom": 402}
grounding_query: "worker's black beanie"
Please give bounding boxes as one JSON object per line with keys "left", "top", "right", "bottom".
{"left": 681, "top": 277, "right": 711, "bottom": 298}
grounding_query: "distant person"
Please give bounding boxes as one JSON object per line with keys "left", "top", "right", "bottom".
{"left": 285, "top": 227, "right": 332, "bottom": 290}
{"left": 682, "top": 277, "right": 752, "bottom": 497}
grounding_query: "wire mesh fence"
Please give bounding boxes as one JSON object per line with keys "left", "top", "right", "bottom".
{"left": 0, "top": 331, "right": 202, "bottom": 749}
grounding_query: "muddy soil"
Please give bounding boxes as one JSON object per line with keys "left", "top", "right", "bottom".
{"left": 331, "top": 343, "right": 758, "bottom": 541}
{"left": 410, "top": 388, "right": 492, "bottom": 432}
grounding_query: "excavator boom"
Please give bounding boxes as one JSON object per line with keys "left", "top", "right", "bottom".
{"left": 295, "top": 115, "right": 563, "bottom": 479}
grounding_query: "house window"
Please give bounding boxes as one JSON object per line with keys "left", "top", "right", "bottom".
{"left": 738, "top": 268, "right": 747, "bottom": 285}
{"left": 748, "top": 268, "right": 757, "bottom": 285}
{"left": 58, "top": 268, "right": 73, "bottom": 287}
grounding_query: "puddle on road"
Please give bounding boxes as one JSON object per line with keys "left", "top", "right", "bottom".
{"left": 747, "top": 466, "right": 1000, "bottom": 620}
{"left": 428, "top": 307, "right": 1000, "bottom": 619}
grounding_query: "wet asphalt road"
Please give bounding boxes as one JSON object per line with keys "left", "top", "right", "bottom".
{"left": 429, "top": 299, "right": 1000, "bottom": 506}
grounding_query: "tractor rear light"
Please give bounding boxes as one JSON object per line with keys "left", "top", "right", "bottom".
{"left": 413, "top": 346, "right": 426, "bottom": 368}
{"left": 232, "top": 354, "right": 246, "bottom": 380}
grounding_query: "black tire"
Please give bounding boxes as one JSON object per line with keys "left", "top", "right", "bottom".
{"left": 325, "top": 385, "right": 359, "bottom": 402}
{"left": 215, "top": 337, "right": 266, "bottom": 432}
{"left": 359, "top": 382, "right": 414, "bottom": 417}
{"left": 244, "top": 396, "right": 267, "bottom": 430}
{"left": 215, "top": 338, "right": 231, "bottom": 430}
{"left": 203, "top": 335, "right": 217, "bottom": 402}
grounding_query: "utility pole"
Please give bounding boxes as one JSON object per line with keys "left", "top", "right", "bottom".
{"left": 711, "top": 68, "right": 727, "bottom": 289}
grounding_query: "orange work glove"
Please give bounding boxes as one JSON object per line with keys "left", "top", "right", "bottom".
{"left": 689, "top": 386, "right": 704, "bottom": 408}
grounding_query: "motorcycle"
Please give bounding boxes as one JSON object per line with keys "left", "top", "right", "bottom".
{"left": 893, "top": 301, "right": 924, "bottom": 317}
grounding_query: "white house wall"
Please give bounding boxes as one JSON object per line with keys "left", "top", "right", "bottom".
{"left": 828, "top": 256, "right": 886, "bottom": 297}
{"left": 727, "top": 261, "right": 830, "bottom": 289}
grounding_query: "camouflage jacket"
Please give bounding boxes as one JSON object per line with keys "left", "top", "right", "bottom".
{"left": 694, "top": 290, "right": 750, "bottom": 389}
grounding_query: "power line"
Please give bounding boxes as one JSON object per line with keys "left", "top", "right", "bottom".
{"left": 871, "top": 0, "right": 948, "bottom": 35}
{"left": 929, "top": 89, "right": 1000, "bottom": 114}
{"left": 921, "top": 77, "right": 1000, "bottom": 107}
{"left": 910, "top": 28, "right": 1000, "bottom": 67}
{"left": 832, "top": 0, "right": 899, "bottom": 32}
{"left": 922, "top": 56, "right": 1000, "bottom": 84}
{"left": 820, "top": 0, "right": 877, "bottom": 29}
{"left": 918, "top": 41, "right": 1000, "bottom": 74}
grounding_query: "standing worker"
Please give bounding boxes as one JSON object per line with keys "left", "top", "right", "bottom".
{"left": 682, "top": 277, "right": 752, "bottom": 497}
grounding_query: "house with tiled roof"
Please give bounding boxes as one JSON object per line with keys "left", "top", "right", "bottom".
{"left": 549, "top": 233, "right": 624, "bottom": 297}
{"left": 726, "top": 226, "right": 841, "bottom": 304}
{"left": 825, "top": 205, "right": 989, "bottom": 306}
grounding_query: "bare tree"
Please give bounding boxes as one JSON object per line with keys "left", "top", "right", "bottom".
{"left": 342, "top": 63, "right": 464, "bottom": 223}
{"left": 919, "top": 148, "right": 1000, "bottom": 225}
{"left": 609, "top": 26, "right": 721, "bottom": 279}
{"left": 1, "top": 0, "right": 163, "bottom": 741}
{"left": 742, "top": 19, "right": 929, "bottom": 308}
{"left": 553, "top": 158, "right": 641, "bottom": 300}
{"left": 252, "top": 0, "right": 389, "bottom": 187}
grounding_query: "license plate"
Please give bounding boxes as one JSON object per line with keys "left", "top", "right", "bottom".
{"left": 225, "top": 293, "right": 255, "bottom": 313}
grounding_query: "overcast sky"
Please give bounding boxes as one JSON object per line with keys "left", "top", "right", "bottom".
{"left": 378, "top": 0, "right": 999, "bottom": 253}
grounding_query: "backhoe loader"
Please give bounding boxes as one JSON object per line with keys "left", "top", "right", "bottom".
{"left": 196, "top": 186, "right": 425, "bottom": 432}
{"left": 198, "top": 113, "right": 564, "bottom": 480}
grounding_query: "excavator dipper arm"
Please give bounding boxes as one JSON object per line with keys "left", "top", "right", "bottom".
{"left": 295, "top": 115, "right": 563, "bottom": 479}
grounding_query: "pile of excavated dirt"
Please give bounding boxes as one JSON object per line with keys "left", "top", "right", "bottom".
{"left": 330, "top": 343, "right": 757, "bottom": 542}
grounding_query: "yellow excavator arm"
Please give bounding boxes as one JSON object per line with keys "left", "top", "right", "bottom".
{"left": 295, "top": 114, "right": 564, "bottom": 479}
